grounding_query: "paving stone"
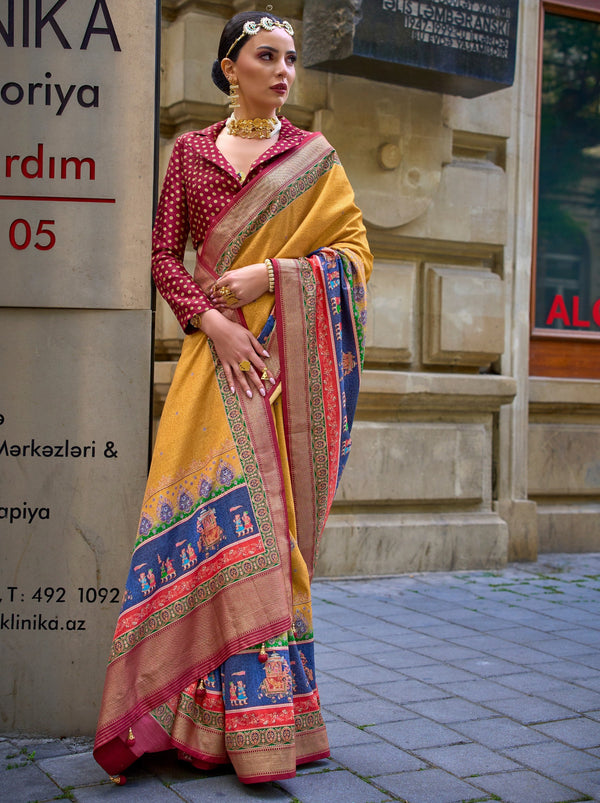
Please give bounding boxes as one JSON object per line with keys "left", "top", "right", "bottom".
{"left": 332, "top": 740, "right": 426, "bottom": 776}
{"left": 0, "top": 763, "right": 61, "bottom": 803}
{"left": 88, "top": 776, "right": 276, "bottom": 803}
{"left": 318, "top": 609, "right": 388, "bottom": 628}
{"left": 536, "top": 683, "right": 600, "bottom": 712}
{"left": 315, "top": 648, "right": 372, "bottom": 671}
{"left": 533, "top": 716, "right": 600, "bottom": 748}
{"left": 399, "top": 663, "right": 478, "bottom": 685}
{"left": 571, "top": 647, "right": 600, "bottom": 671}
{"left": 447, "top": 633, "right": 513, "bottom": 653}
{"left": 415, "top": 742, "right": 520, "bottom": 776}
{"left": 404, "top": 697, "right": 493, "bottom": 724}
{"left": 23, "top": 739, "right": 73, "bottom": 760}
{"left": 431, "top": 610, "right": 513, "bottom": 631}
{"left": 74, "top": 776, "right": 184, "bottom": 801}
{"left": 374, "top": 767, "right": 483, "bottom": 803}
{"left": 331, "top": 637, "right": 407, "bottom": 655}
{"left": 317, "top": 677, "right": 367, "bottom": 704}
{"left": 353, "top": 621, "right": 415, "bottom": 639}
{"left": 295, "top": 758, "right": 337, "bottom": 776}
{"left": 491, "top": 625, "right": 558, "bottom": 643}
{"left": 538, "top": 658, "right": 600, "bottom": 681}
{"left": 436, "top": 678, "right": 519, "bottom": 703}
{"left": 491, "top": 644, "right": 558, "bottom": 666}
{"left": 411, "top": 644, "right": 482, "bottom": 662}
{"left": 553, "top": 627, "right": 600, "bottom": 646}
{"left": 327, "top": 664, "right": 402, "bottom": 686}
{"left": 38, "top": 750, "right": 112, "bottom": 786}
{"left": 532, "top": 638, "right": 600, "bottom": 658}
{"left": 504, "top": 741, "right": 600, "bottom": 776}
{"left": 586, "top": 708, "right": 600, "bottom": 722}
{"left": 57, "top": 735, "right": 96, "bottom": 754}
{"left": 475, "top": 609, "right": 558, "bottom": 630}
{"left": 0, "top": 740, "right": 19, "bottom": 767}
{"left": 370, "top": 678, "right": 449, "bottom": 705}
{"left": 494, "top": 671, "right": 571, "bottom": 695}
{"left": 383, "top": 611, "right": 448, "bottom": 628}
{"left": 366, "top": 719, "right": 464, "bottom": 750}
{"left": 450, "top": 717, "right": 551, "bottom": 750}
{"left": 135, "top": 750, "right": 227, "bottom": 785}
{"left": 449, "top": 655, "right": 527, "bottom": 678}
{"left": 367, "top": 649, "right": 438, "bottom": 670}
{"left": 324, "top": 697, "right": 416, "bottom": 726}
{"left": 485, "top": 693, "right": 579, "bottom": 724}
{"left": 278, "top": 768, "right": 389, "bottom": 802}
{"left": 314, "top": 627, "right": 369, "bottom": 645}
{"left": 412, "top": 623, "right": 477, "bottom": 640}
{"left": 559, "top": 769, "right": 600, "bottom": 798}
{"left": 322, "top": 718, "right": 380, "bottom": 748}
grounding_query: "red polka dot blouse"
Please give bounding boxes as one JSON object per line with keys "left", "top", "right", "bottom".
{"left": 151, "top": 117, "right": 308, "bottom": 332}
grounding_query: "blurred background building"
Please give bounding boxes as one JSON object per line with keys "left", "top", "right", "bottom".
{"left": 154, "top": 0, "right": 600, "bottom": 576}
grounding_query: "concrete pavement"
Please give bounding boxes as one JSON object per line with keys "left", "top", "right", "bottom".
{"left": 3, "top": 552, "right": 600, "bottom": 802}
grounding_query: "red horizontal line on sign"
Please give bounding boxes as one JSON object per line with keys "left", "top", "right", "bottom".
{"left": 0, "top": 195, "right": 116, "bottom": 204}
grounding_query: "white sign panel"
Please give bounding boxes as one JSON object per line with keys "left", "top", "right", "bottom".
{"left": 1, "top": 0, "right": 156, "bottom": 308}
{"left": 0, "top": 0, "right": 157, "bottom": 734}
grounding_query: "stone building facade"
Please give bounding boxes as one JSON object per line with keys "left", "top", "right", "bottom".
{"left": 155, "top": 0, "right": 600, "bottom": 576}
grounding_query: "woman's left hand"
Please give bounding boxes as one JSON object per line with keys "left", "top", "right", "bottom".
{"left": 209, "top": 263, "right": 270, "bottom": 310}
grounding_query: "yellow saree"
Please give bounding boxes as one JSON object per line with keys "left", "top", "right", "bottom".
{"left": 94, "top": 131, "right": 372, "bottom": 782}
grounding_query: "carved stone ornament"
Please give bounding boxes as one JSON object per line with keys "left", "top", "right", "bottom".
{"left": 316, "top": 77, "right": 452, "bottom": 229}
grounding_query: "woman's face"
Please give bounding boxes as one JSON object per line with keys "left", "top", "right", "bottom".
{"left": 224, "top": 27, "right": 297, "bottom": 117}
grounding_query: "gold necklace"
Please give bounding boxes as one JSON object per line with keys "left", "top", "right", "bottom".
{"left": 226, "top": 114, "right": 281, "bottom": 139}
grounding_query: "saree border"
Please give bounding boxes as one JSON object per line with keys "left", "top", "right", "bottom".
{"left": 194, "top": 133, "right": 336, "bottom": 286}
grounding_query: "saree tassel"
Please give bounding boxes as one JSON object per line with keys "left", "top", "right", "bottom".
{"left": 258, "top": 643, "right": 268, "bottom": 664}
{"left": 110, "top": 775, "right": 127, "bottom": 785}
{"left": 195, "top": 678, "right": 206, "bottom": 702}
{"left": 127, "top": 727, "right": 135, "bottom": 745}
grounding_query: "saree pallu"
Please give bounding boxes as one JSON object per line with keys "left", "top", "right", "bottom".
{"left": 94, "top": 132, "right": 372, "bottom": 783}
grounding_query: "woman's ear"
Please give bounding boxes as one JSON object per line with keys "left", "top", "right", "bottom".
{"left": 221, "top": 57, "right": 236, "bottom": 85}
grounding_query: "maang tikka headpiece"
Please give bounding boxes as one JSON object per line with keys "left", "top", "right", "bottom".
{"left": 225, "top": 16, "right": 295, "bottom": 59}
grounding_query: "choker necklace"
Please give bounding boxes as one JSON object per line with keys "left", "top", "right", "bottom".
{"left": 226, "top": 113, "right": 281, "bottom": 139}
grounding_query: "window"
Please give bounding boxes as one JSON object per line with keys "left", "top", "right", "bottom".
{"left": 530, "top": 1, "right": 600, "bottom": 377}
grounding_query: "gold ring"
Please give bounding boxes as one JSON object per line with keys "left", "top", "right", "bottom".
{"left": 239, "top": 360, "right": 251, "bottom": 372}
{"left": 219, "top": 286, "right": 232, "bottom": 297}
{"left": 261, "top": 370, "right": 269, "bottom": 380}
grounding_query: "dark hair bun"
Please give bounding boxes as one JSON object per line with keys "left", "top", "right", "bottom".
{"left": 211, "top": 59, "right": 229, "bottom": 94}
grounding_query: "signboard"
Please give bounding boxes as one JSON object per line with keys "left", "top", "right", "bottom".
{"left": 0, "top": 0, "right": 157, "bottom": 734}
{"left": 303, "top": 0, "right": 519, "bottom": 97}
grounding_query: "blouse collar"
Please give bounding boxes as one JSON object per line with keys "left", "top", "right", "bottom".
{"left": 194, "top": 117, "right": 308, "bottom": 181}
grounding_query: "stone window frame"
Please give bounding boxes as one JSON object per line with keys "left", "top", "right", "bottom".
{"left": 530, "top": 0, "right": 600, "bottom": 378}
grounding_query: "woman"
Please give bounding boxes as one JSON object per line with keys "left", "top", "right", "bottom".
{"left": 94, "top": 9, "right": 372, "bottom": 785}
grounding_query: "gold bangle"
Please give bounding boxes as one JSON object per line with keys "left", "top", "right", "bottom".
{"left": 265, "top": 258, "right": 274, "bottom": 293}
{"left": 190, "top": 313, "right": 203, "bottom": 330}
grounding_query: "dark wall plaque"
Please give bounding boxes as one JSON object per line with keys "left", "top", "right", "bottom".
{"left": 302, "top": 0, "right": 519, "bottom": 98}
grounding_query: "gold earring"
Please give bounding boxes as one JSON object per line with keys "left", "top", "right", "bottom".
{"left": 229, "top": 82, "right": 240, "bottom": 109}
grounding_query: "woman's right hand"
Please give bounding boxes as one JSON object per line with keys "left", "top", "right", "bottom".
{"left": 199, "top": 309, "right": 275, "bottom": 399}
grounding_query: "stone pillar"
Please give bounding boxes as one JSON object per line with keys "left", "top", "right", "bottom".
{"left": 313, "top": 76, "right": 516, "bottom": 575}
{"left": 0, "top": 2, "right": 158, "bottom": 735}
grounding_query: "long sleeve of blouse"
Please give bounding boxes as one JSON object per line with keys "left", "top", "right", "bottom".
{"left": 151, "top": 136, "right": 215, "bottom": 332}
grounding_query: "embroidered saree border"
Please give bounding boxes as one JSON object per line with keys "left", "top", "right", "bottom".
{"left": 196, "top": 133, "right": 333, "bottom": 280}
